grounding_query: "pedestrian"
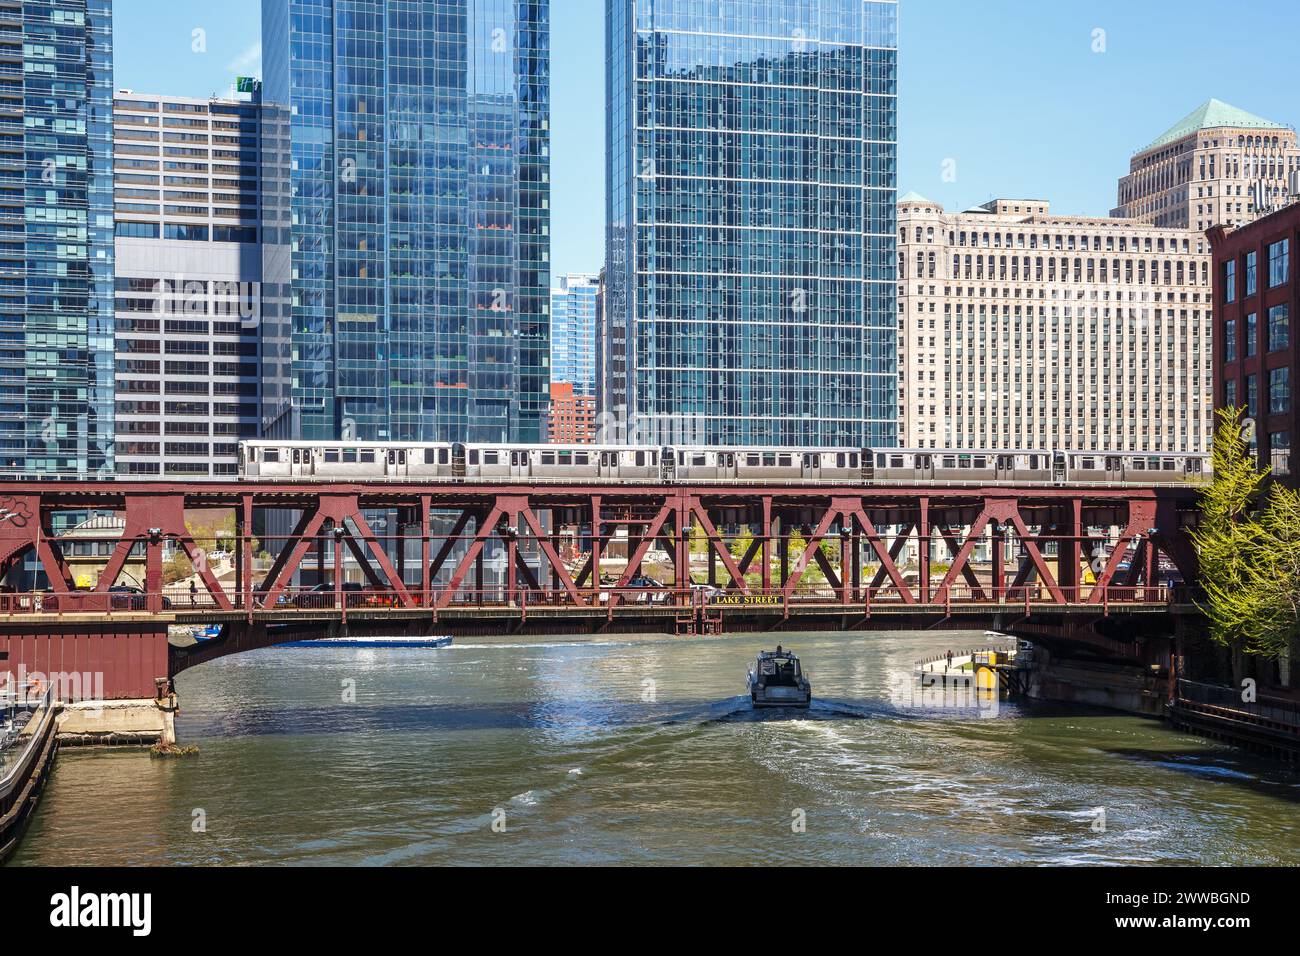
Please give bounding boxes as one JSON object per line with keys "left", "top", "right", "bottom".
{"left": 189, "top": 579, "right": 197, "bottom": 607}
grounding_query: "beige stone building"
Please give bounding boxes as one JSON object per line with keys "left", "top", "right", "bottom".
{"left": 897, "top": 194, "right": 1212, "bottom": 453}
{"left": 1112, "top": 99, "right": 1298, "bottom": 231}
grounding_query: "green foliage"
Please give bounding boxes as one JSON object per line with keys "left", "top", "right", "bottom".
{"left": 1192, "top": 407, "right": 1300, "bottom": 659}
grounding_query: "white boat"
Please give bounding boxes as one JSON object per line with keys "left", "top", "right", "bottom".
{"left": 280, "top": 635, "right": 453, "bottom": 649}
{"left": 747, "top": 647, "right": 812, "bottom": 708}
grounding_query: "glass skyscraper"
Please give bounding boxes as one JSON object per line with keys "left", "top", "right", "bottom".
{"left": 550, "top": 273, "right": 598, "bottom": 395}
{"left": 605, "top": 0, "right": 898, "bottom": 446}
{"left": 261, "top": 0, "right": 551, "bottom": 444}
{"left": 2, "top": 0, "right": 115, "bottom": 475}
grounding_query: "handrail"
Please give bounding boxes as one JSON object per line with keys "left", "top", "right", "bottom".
{"left": 0, "top": 583, "right": 1190, "bottom": 617}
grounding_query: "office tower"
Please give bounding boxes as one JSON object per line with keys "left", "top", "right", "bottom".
{"left": 1211, "top": 205, "right": 1298, "bottom": 487}
{"left": 605, "top": 0, "right": 898, "bottom": 446}
{"left": 260, "top": 0, "right": 551, "bottom": 444}
{"left": 1113, "top": 99, "right": 1299, "bottom": 231}
{"left": 897, "top": 194, "right": 1212, "bottom": 453}
{"left": 1, "top": 0, "right": 115, "bottom": 476}
{"left": 111, "top": 91, "right": 261, "bottom": 479}
{"left": 550, "top": 273, "right": 598, "bottom": 396}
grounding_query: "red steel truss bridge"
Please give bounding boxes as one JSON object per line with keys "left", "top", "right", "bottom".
{"left": 0, "top": 478, "right": 1203, "bottom": 699}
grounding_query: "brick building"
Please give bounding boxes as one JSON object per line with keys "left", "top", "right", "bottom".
{"left": 1210, "top": 203, "right": 1298, "bottom": 486}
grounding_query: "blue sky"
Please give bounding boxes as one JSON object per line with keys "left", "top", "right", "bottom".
{"left": 113, "top": 0, "right": 1300, "bottom": 280}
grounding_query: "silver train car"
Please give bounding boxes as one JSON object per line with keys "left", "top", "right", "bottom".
{"left": 239, "top": 441, "right": 1208, "bottom": 485}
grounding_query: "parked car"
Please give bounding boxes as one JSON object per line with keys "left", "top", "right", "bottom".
{"left": 294, "top": 582, "right": 370, "bottom": 609}
{"left": 626, "top": 574, "right": 669, "bottom": 604}
{"left": 108, "top": 585, "right": 172, "bottom": 610}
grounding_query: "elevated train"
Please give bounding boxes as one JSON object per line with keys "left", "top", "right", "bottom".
{"left": 239, "top": 441, "right": 1207, "bottom": 486}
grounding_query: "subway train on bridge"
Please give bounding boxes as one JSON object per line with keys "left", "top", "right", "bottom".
{"left": 238, "top": 441, "right": 1207, "bottom": 486}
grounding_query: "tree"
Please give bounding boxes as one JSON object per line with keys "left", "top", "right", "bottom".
{"left": 1192, "top": 407, "right": 1300, "bottom": 661}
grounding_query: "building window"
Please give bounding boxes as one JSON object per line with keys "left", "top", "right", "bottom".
{"left": 1268, "top": 304, "right": 1290, "bottom": 352}
{"left": 1269, "top": 239, "right": 1290, "bottom": 288}
{"left": 1245, "top": 251, "right": 1257, "bottom": 296}
{"left": 1272, "top": 431, "right": 1291, "bottom": 477}
{"left": 1246, "top": 374, "right": 1259, "bottom": 418}
{"left": 1246, "top": 313, "right": 1258, "bottom": 357}
{"left": 1270, "top": 367, "right": 1291, "bottom": 415}
{"left": 1223, "top": 259, "right": 1236, "bottom": 303}
{"left": 1224, "top": 318, "right": 1237, "bottom": 363}
{"left": 1225, "top": 378, "right": 1237, "bottom": 408}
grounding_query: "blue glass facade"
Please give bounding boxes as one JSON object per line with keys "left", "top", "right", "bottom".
{"left": 605, "top": 0, "right": 898, "bottom": 446}
{"left": 261, "top": 0, "right": 550, "bottom": 443}
{"left": 550, "top": 273, "right": 598, "bottom": 395}
{"left": 2, "top": 0, "right": 115, "bottom": 475}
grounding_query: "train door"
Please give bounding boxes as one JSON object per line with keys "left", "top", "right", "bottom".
{"left": 994, "top": 454, "right": 1012, "bottom": 482}
{"left": 915, "top": 453, "right": 935, "bottom": 481}
{"left": 1052, "top": 452, "right": 1067, "bottom": 484}
{"left": 1104, "top": 455, "right": 1122, "bottom": 482}
{"left": 860, "top": 449, "right": 875, "bottom": 483}
{"left": 660, "top": 447, "right": 676, "bottom": 482}
{"left": 801, "top": 452, "right": 820, "bottom": 481}
{"left": 451, "top": 443, "right": 467, "bottom": 478}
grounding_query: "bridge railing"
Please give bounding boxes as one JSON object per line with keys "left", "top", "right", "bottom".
{"left": 0, "top": 582, "right": 1196, "bottom": 617}
{"left": 1174, "top": 678, "right": 1300, "bottom": 731}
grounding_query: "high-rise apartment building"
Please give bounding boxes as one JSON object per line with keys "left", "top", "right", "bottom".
{"left": 1210, "top": 203, "right": 1298, "bottom": 487}
{"left": 0, "top": 0, "right": 115, "bottom": 476}
{"left": 260, "top": 0, "right": 551, "bottom": 445}
{"left": 550, "top": 273, "right": 598, "bottom": 396}
{"left": 604, "top": 0, "right": 898, "bottom": 446}
{"left": 1113, "top": 99, "right": 1299, "bottom": 231}
{"left": 897, "top": 194, "right": 1212, "bottom": 453}
{"left": 548, "top": 381, "right": 596, "bottom": 444}
{"left": 111, "top": 91, "right": 261, "bottom": 479}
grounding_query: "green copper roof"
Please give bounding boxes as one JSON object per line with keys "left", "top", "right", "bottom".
{"left": 898, "top": 190, "right": 934, "bottom": 204}
{"left": 1144, "top": 99, "right": 1289, "bottom": 152}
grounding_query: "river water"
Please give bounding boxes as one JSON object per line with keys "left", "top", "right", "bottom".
{"left": 11, "top": 631, "right": 1300, "bottom": 866}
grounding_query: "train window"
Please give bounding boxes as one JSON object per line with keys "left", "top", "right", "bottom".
{"left": 692, "top": 454, "right": 706, "bottom": 466}
{"left": 763, "top": 453, "right": 776, "bottom": 466}
{"left": 876, "top": 453, "right": 886, "bottom": 467}
{"left": 914, "top": 455, "right": 924, "bottom": 468}
{"left": 778, "top": 454, "right": 791, "bottom": 467}
{"left": 511, "top": 452, "right": 519, "bottom": 466}
{"left": 942, "top": 456, "right": 955, "bottom": 469}
{"left": 849, "top": 453, "right": 858, "bottom": 468}
{"left": 1080, "top": 457, "right": 1095, "bottom": 469}
{"left": 264, "top": 449, "right": 279, "bottom": 463}
{"left": 292, "top": 449, "right": 301, "bottom": 464}
{"left": 398, "top": 450, "right": 406, "bottom": 465}
{"left": 650, "top": 452, "right": 657, "bottom": 466}
{"left": 957, "top": 456, "right": 971, "bottom": 469}
{"left": 469, "top": 450, "right": 479, "bottom": 465}
{"left": 386, "top": 451, "right": 395, "bottom": 466}
{"left": 324, "top": 449, "right": 340, "bottom": 463}
{"left": 1027, "top": 455, "right": 1038, "bottom": 469}
{"left": 890, "top": 455, "right": 905, "bottom": 469}
{"left": 746, "top": 454, "right": 759, "bottom": 466}
{"left": 1162, "top": 459, "right": 1175, "bottom": 471}
{"left": 635, "top": 451, "right": 645, "bottom": 467}
{"left": 360, "top": 450, "right": 375, "bottom": 464}
{"left": 1131, "top": 459, "right": 1146, "bottom": 470}
{"left": 542, "top": 452, "right": 556, "bottom": 465}
{"left": 973, "top": 457, "right": 988, "bottom": 469}
{"left": 558, "top": 452, "right": 572, "bottom": 464}
{"left": 438, "top": 449, "right": 449, "bottom": 465}
{"left": 575, "top": 452, "right": 589, "bottom": 466}
{"left": 923, "top": 455, "right": 933, "bottom": 469}
{"left": 837, "top": 453, "right": 846, "bottom": 468}
{"left": 484, "top": 451, "right": 498, "bottom": 465}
